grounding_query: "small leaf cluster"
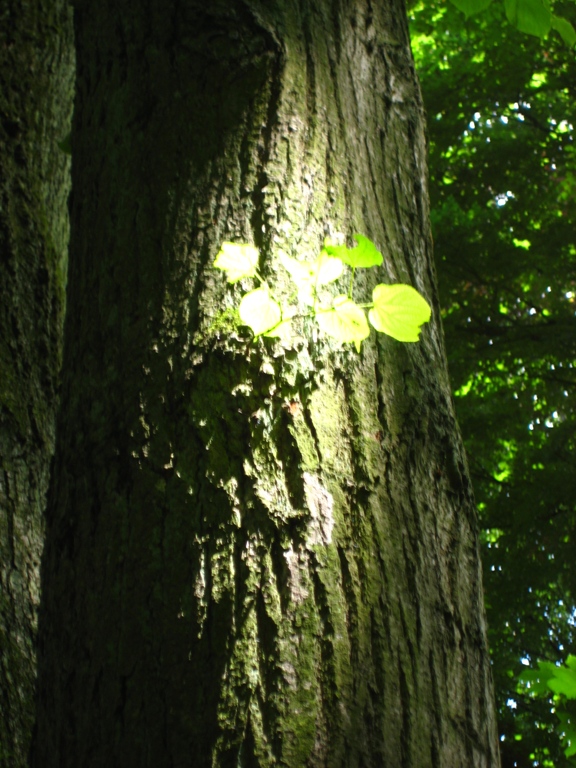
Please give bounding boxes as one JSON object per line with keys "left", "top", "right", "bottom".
{"left": 214, "top": 235, "right": 431, "bottom": 351}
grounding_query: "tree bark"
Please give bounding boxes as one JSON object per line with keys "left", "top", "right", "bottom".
{"left": 33, "top": 1, "right": 500, "bottom": 766}
{"left": 0, "top": 1, "right": 73, "bottom": 765}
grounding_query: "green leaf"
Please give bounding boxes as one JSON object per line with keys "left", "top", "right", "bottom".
{"left": 448, "top": 0, "right": 494, "bottom": 16}
{"left": 325, "top": 234, "right": 383, "bottom": 268}
{"left": 238, "top": 288, "right": 282, "bottom": 336}
{"left": 547, "top": 656, "right": 576, "bottom": 699}
{"left": 263, "top": 306, "right": 296, "bottom": 339}
{"left": 548, "top": 668, "right": 576, "bottom": 698}
{"left": 316, "top": 295, "right": 370, "bottom": 351}
{"left": 263, "top": 319, "right": 292, "bottom": 338}
{"left": 557, "top": 711, "right": 576, "bottom": 757}
{"left": 518, "top": 657, "right": 576, "bottom": 699}
{"left": 551, "top": 15, "right": 576, "bottom": 46}
{"left": 214, "top": 242, "right": 259, "bottom": 283}
{"left": 369, "top": 284, "right": 431, "bottom": 342}
{"left": 315, "top": 251, "right": 345, "bottom": 284}
{"left": 518, "top": 662, "right": 558, "bottom": 696}
{"left": 279, "top": 252, "right": 311, "bottom": 283}
{"left": 504, "top": 0, "right": 551, "bottom": 37}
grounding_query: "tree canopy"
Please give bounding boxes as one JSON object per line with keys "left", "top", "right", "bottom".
{"left": 409, "top": 1, "right": 576, "bottom": 765}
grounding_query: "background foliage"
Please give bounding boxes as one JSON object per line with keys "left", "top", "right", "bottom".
{"left": 409, "top": 2, "right": 576, "bottom": 765}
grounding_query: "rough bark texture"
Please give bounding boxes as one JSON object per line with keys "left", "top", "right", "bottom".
{"left": 0, "top": 0, "right": 73, "bottom": 765}
{"left": 33, "top": 1, "right": 500, "bottom": 766}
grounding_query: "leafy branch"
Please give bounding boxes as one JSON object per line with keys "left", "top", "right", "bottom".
{"left": 448, "top": 0, "right": 576, "bottom": 46}
{"left": 518, "top": 656, "right": 576, "bottom": 760}
{"left": 214, "top": 235, "right": 431, "bottom": 351}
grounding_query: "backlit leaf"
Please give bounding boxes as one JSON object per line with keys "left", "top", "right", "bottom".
{"left": 547, "top": 656, "right": 576, "bottom": 699}
{"left": 551, "top": 15, "right": 576, "bottom": 46}
{"left": 518, "top": 662, "right": 557, "bottom": 696}
{"left": 557, "top": 711, "right": 576, "bottom": 757}
{"left": 280, "top": 252, "right": 311, "bottom": 283}
{"left": 214, "top": 242, "right": 259, "bottom": 283}
{"left": 264, "top": 306, "right": 296, "bottom": 339}
{"left": 263, "top": 319, "right": 292, "bottom": 338}
{"left": 315, "top": 251, "right": 345, "bottom": 283}
{"left": 369, "top": 284, "right": 431, "bottom": 342}
{"left": 325, "top": 234, "right": 383, "bottom": 268}
{"left": 239, "top": 288, "right": 282, "bottom": 336}
{"left": 316, "top": 295, "right": 370, "bottom": 351}
{"left": 504, "top": 0, "right": 551, "bottom": 37}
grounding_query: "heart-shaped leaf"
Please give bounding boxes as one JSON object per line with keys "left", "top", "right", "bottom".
{"left": 504, "top": 0, "right": 551, "bottom": 37}
{"left": 264, "top": 306, "right": 296, "bottom": 339}
{"left": 214, "top": 242, "right": 259, "bottom": 283}
{"left": 551, "top": 15, "right": 576, "bottom": 46}
{"left": 316, "top": 295, "right": 370, "bottom": 351}
{"left": 315, "top": 251, "right": 345, "bottom": 283}
{"left": 547, "top": 656, "right": 576, "bottom": 699}
{"left": 518, "top": 662, "right": 557, "bottom": 696}
{"left": 325, "top": 234, "right": 383, "bottom": 268}
{"left": 369, "top": 284, "right": 431, "bottom": 342}
{"left": 239, "top": 288, "right": 282, "bottom": 336}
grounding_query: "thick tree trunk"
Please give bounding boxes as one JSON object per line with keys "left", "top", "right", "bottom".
{"left": 33, "top": 1, "right": 500, "bottom": 766}
{"left": 0, "top": 1, "right": 73, "bottom": 765}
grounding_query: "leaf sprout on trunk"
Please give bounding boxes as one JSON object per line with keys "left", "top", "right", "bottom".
{"left": 213, "top": 234, "right": 432, "bottom": 351}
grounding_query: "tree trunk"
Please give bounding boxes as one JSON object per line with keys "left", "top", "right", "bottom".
{"left": 32, "top": 1, "right": 500, "bottom": 766}
{"left": 0, "top": 1, "right": 73, "bottom": 765}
